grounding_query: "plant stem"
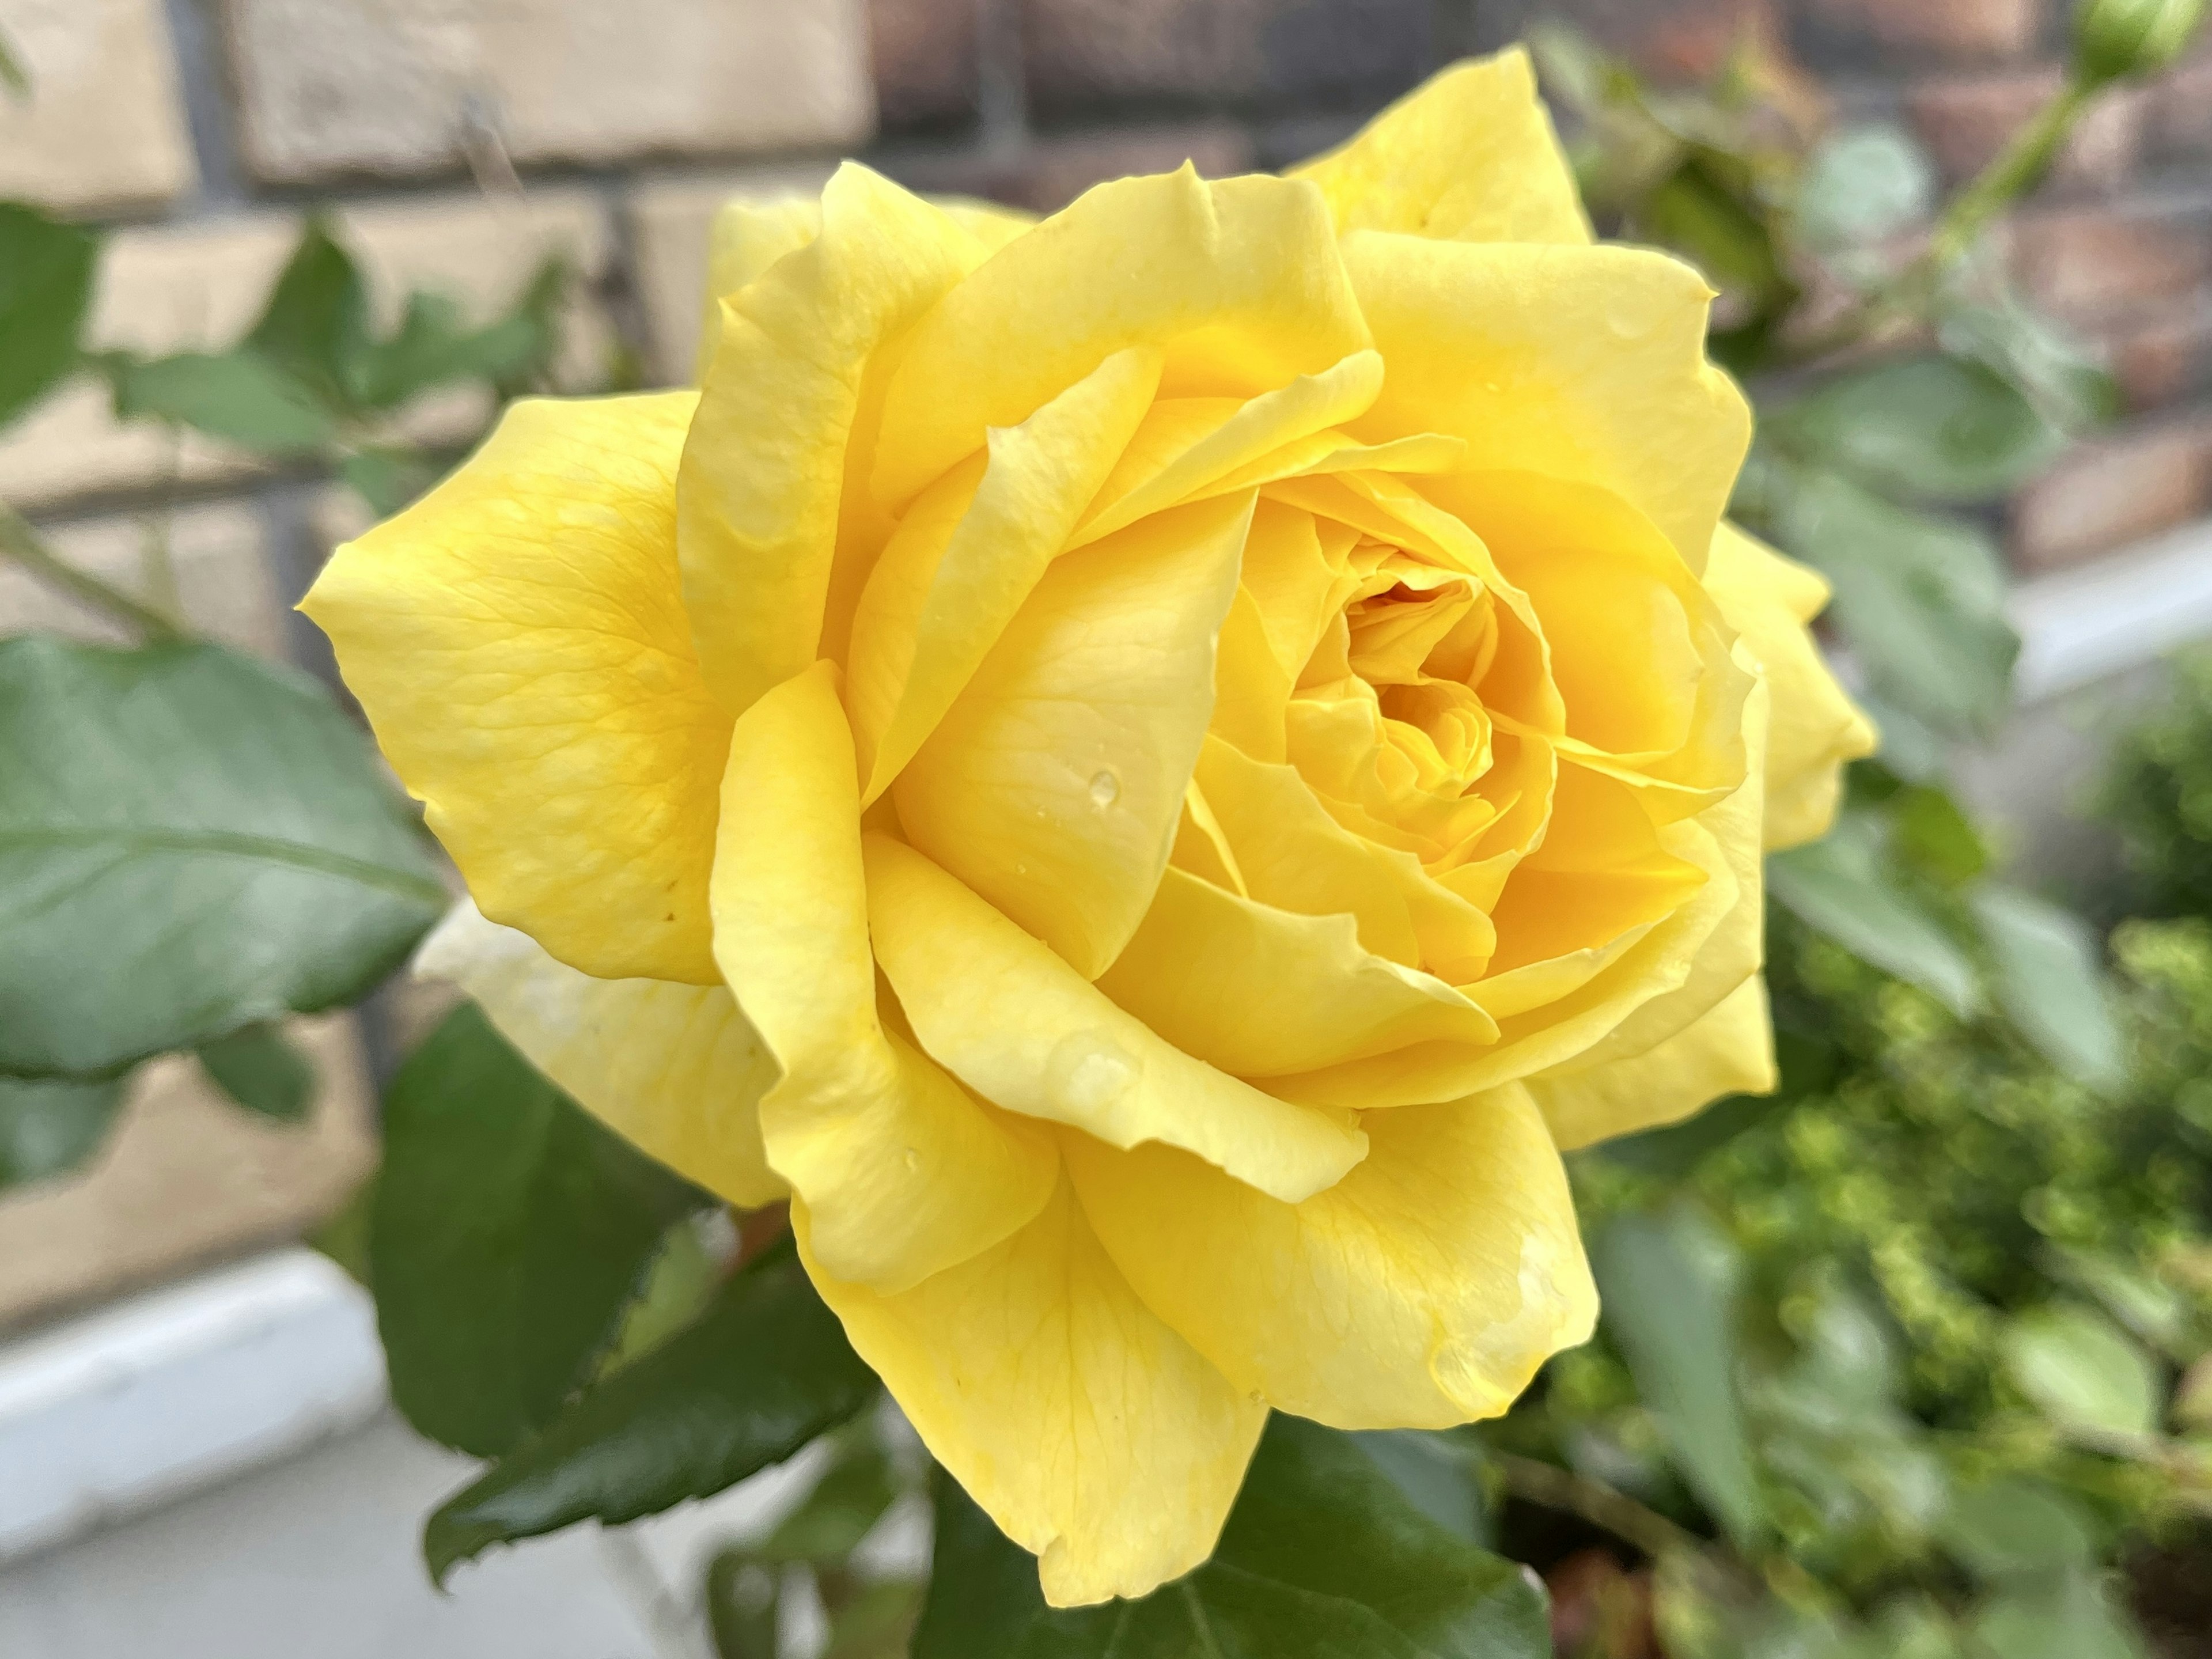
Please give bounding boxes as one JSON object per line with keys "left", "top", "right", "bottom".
{"left": 1781, "top": 75, "right": 2094, "bottom": 366}
{"left": 0, "top": 501, "right": 185, "bottom": 640}
{"left": 1488, "top": 1450, "right": 1714, "bottom": 1566}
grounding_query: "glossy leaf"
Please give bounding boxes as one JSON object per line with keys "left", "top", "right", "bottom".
{"left": 0, "top": 1074, "right": 125, "bottom": 1191}
{"left": 1769, "top": 816, "right": 1982, "bottom": 1017}
{"left": 1798, "top": 125, "right": 1934, "bottom": 249}
{"left": 374, "top": 1003, "right": 702, "bottom": 1459}
{"left": 913, "top": 1415, "right": 1550, "bottom": 1659}
{"left": 0, "top": 638, "right": 445, "bottom": 1078}
{"left": 247, "top": 218, "right": 370, "bottom": 412}
{"left": 1349, "top": 1430, "right": 1489, "bottom": 1546}
{"left": 1780, "top": 468, "right": 2018, "bottom": 738}
{"left": 421, "top": 1237, "right": 877, "bottom": 1584}
{"left": 1779, "top": 355, "right": 2065, "bottom": 504}
{"left": 2002, "top": 1305, "right": 2162, "bottom": 1445}
{"left": 1969, "top": 885, "right": 2127, "bottom": 1090}
{"left": 195, "top": 1021, "right": 317, "bottom": 1122}
{"left": 0, "top": 202, "right": 98, "bottom": 431}
{"left": 107, "top": 350, "right": 337, "bottom": 454}
{"left": 1592, "top": 1209, "right": 1765, "bottom": 1545}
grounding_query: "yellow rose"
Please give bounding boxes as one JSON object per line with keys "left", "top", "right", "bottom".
{"left": 306, "top": 50, "right": 1873, "bottom": 1607}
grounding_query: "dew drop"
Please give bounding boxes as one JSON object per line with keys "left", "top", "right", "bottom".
{"left": 1088, "top": 768, "right": 1120, "bottom": 809}
{"left": 904, "top": 1147, "right": 922, "bottom": 1172}
{"left": 1045, "top": 1032, "right": 1136, "bottom": 1118}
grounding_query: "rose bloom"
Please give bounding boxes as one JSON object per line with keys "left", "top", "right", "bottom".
{"left": 307, "top": 51, "right": 1872, "bottom": 1606}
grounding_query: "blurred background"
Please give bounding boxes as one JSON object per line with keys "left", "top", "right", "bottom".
{"left": 2, "top": 2, "right": 2211, "bottom": 1656}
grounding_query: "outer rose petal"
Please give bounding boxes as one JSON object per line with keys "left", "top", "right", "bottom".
{"left": 694, "top": 196, "right": 822, "bottom": 380}
{"left": 680, "top": 164, "right": 991, "bottom": 715}
{"left": 415, "top": 902, "right": 783, "bottom": 1209}
{"left": 301, "top": 392, "right": 729, "bottom": 986}
{"left": 711, "top": 662, "right": 1058, "bottom": 1293}
{"left": 1529, "top": 974, "right": 1778, "bottom": 1150}
{"left": 1342, "top": 234, "right": 1751, "bottom": 574}
{"left": 1705, "top": 524, "right": 1878, "bottom": 850}
{"left": 862, "top": 835, "right": 1370, "bottom": 1204}
{"left": 1290, "top": 47, "right": 1592, "bottom": 245}
{"left": 795, "top": 1178, "right": 1266, "bottom": 1608}
{"left": 1063, "top": 1085, "right": 1597, "bottom": 1428}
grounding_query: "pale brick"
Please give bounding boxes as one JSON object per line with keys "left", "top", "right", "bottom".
{"left": 220, "top": 0, "right": 874, "bottom": 184}
{"left": 2010, "top": 419, "right": 2212, "bottom": 573}
{"left": 0, "top": 1018, "right": 376, "bottom": 1334}
{"left": 1907, "top": 69, "right": 2148, "bottom": 192}
{"left": 628, "top": 168, "right": 837, "bottom": 388}
{"left": 0, "top": 192, "right": 613, "bottom": 514}
{"left": 2013, "top": 200, "right": 2212, "bottom": 326}
{"left": 0, "top": 501, "right": 286, "bottom": 658}
{"left": 0, "top": 0, "right": 195, "bottom": 211}
{"left": 1804, "top": 0, "right": 2039, "bottom": 62}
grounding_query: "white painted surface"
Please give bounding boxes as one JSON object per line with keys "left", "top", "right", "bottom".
{"left": 2012, "top": 518, "right": 2212, "bottom": 704}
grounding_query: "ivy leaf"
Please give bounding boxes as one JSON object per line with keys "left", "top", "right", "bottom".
{"left": 0, "top": 638, "right": 445, "bottom": 1080}
{"left": 196, "top": 1021, "right": 317, "bottom": 1122}
{"left": 1592, "top": 1209, "right": 1765, "bottom": 1546}
{"left": 0, "top": 1074, "right": 126, "bottom": 1191}
{"left": 1779, "top": 469, "right": 2018, "bottom": 739}
{"left": 374, "top": 1003, "right": 704, "bottom": 1459}
{"left": 1776, "top": 354, "right": 2065, "bottom": 504}
{"left": 1769, "top": 815, "right": 1982, "bottom": 1016}
{"left": 0, "top": 202, "right": 99, "bottom": 431}
{"left": 1968, "top": 885, "right": 2127, "bottom": 1090}
{"left": 420, "top": 1237, "right": 878, "bottom": 1584}
{"left": 913, "top": 1415, "right": 1551, "bottom": 1659}
{"left": 107, "top": 349, "right": 338, "bottom": 455}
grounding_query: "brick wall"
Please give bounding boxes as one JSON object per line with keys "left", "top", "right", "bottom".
{"left": 0, "top": 0, "right": 2206, "bottom": 1320}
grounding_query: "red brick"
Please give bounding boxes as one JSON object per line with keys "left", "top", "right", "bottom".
{"left": 2150, "top": 46, "right": 2212, "bottom": 159}
{"left": 2010, "top": 419, "right": 2212, "bottom": 573}
{"left": 870, "top": 0, "right": 979, "bottom": 128}
{"left": 2012, "top": 202, "right": 2212, "bottom": 325}
{"left": 2104, "top": 305, "right": 2212, "bottom": 412}
{"left": 1021, "top": 0, "right": 1433, "bottom": 113}
{"left": 1544, "top": 0, "right": 1779, "bottom": 84}
{"left": 1804, "top": 0, "right": 2039, "bottom": 62}
{"left": 892, "top": 120, "right": 1256, "bottom": 213}
{"left": 1907, "top": 69, "right": 2148, "bottom": 192}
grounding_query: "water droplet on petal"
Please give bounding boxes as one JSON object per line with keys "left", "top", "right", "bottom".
{"left": 904, "top": 1147, "right": 922, "bottom": 1172}
{"left": 1045, "top": 1033, "right": 1136, "bottom": 1119}
{"left": 1089, "top": 769, "right": 1120, "bottom": 809}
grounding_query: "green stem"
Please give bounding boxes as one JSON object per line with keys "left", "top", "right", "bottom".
{"left": 0, "top": 501, "right": 186, "bottom": 641}
{"left": 1782, "top": 76, "right": 2095, "bottom": 366}
{"left": 1488, "top": 1450, "right": 1714, "bottom": 1566}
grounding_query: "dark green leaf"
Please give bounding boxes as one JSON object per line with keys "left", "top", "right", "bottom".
{"left": 0, "top": 202, "right": 98, "bottom": 430}
{"left": 339, "top": 447, "right": 441, "bottom": 517}
{"left": 1592, "top": 1209, "right": 1764, "bottom": 1544}
{"left": 2001, "top": 1304, "right": 2162, "bottom": 1445}
{"left": 0, "top": 1074, "right": 125, "bottom": 1190}
{"left": 1769, "top": 816, "right": 1982, "bottom": 1016}
{"left": 1348, "top": 1430, "right": 1488, "bottom": 1546}
{"left": 1779, "top": 355, "right": 2065, "bottom": 504}
{"left": 108, "top": 350, "right": 338, "bottom": 454}
{"left": 1643, "top": 158, "right": 1789, "bottom": 306}
{"left": 247, "top": 218, "right": 370, "bottom": 412}
{"left": 706, "top": 1550, "right": 781, "bottom": 1659}
{"left": 1779, "top": 469, "right": 2017, "bottom": 738}
{"left": 1797, "top": 125, "right": 1934, "bottom": 249}
{"left": 759, "top": 1429, "right": 902, "bottom": 1564}
{"left": 915, "top": 1415, "right": 1551, "bottom": 1659}
{"left": 594, "top": 1217, "right": 719, "bottom": 1377}
{"left": 1939, "top": 1477, "right": 2097, "bottom": 1582}
{"left": 195, "top": 1021, "right": 316, "bottom": 1122}
{"left": 421, "top": 1237, "right": 877, "bottom": 1583}
{"left": 0, "top": 638, "right": 445, "bottom": 1079}
{"left": 1969, "top": 885, "right": 2127, "bottom": 1090}
{"left": 374, "top": 1003, "right": 702, "bottom": 1459}
{"left": 824, "top": 1580, "right": 926, "bottom": 1659}
{"left": 1597, "top": 1086, "right": 1793, "bottom": 1177}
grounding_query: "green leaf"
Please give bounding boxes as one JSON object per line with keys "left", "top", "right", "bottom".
{"left": 1779, "top": 468, "right": 2018, "bottom": 738}
{"left": 0, "top": 202, "right": 99, "bottom": 431}
{"left": 1348, "top": 1430, "right": 1488, "bottom": 1545}
{"left": 107, "top": 350, "right": 338, "bottom": 454}
{"left": 0, "top": 24, "right": 29, "bottom": 96}
{"left": 1797, "top": 125, "right": 1935, "bottom": 249}
{"left": 1769, "top": 815, "right": 1982, "bottom": 1016}
{"left": 339, "top": 448, "right": 440, "bottom": 517}
{"left": 374, "top": 1003, "right": 702, "bottom": 1459}
{"left": 0, "top": 1074, "right": 125, "bottom": 1191}
{"left": 1938, "top": 1477, "right": 2097, "bottom": 1582}
{"left": 1643, "top": 158, "right": 1789, "bottom": 305}
{"left": 0, "top": 638, "right": 445, "bottom": 1079}
{"left": 758, "top": 1427, "right": 901, "bottom": 1564}
{"left": 421, "top": 1238, "right": 877, "bottom": 1584}
{"left": 2048, "top": 1250, "right": 2187, "bottom": 1351}
{"left": 1969, "top": 885, "right": 2127, "bottom": 1090}
{"left": 706, "top": 1550, "right": 781, "bottom": 1659}
{"left": 594, "top": 1217, "right": 719, "bottom": 1377}
{"left": 195, "top": 1021, "right": 316, "bottom": 1122}
{"left": 247, "top": 218, "right": 370, "bottom": 412}
{"left": 913, "top": 1415, "right": 1550, "bottom": 1659}
{"left": 1969, "top": 1573, "right": 2148, "bottom": 1659}
{"left": 1938, "top": 297, "right": 2118, "bottom": 435}
{"left": 1592, "top": 1209, "right": 1765, "bottom": 1544}
{"left": 1779, "top": 354, "right": 2065, "bottom": 504}
{"left": 352, "top": 259, "right": 567, "bottom": 411}
{"left": 1889, "top": 786, "right": 1990, "bottom": 887}
{"left": 824, "top": 1580, "right": 926, "bottom": 1659}
{"left": 2002, "top": 1304, "right": 2162, "bottom": 1445}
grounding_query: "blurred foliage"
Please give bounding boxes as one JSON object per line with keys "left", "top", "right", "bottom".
{"left": 2106, "top": 650, "right": 2212, "bottom": 926}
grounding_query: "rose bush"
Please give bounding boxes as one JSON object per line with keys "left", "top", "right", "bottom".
{"left": 304, "top": 50, "right": 1872, "bottom": 1607}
